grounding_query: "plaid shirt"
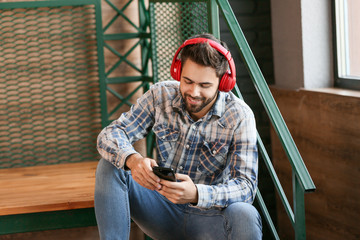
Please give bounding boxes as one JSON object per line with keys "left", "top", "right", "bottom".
{"left": 97, "top": 81, "right": 258, "bottom": 209}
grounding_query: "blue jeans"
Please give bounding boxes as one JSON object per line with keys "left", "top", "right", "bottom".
{"left": 94, "top": 159, "right": 262, "bottom": 240}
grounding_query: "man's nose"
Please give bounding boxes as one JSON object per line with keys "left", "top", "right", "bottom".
{"left": 189, "top": 84, "right": 200, "bottom": 97}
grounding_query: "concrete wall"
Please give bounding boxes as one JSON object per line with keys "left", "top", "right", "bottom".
{"left": 271, "top": 0, "right": 334, "bottom": 89}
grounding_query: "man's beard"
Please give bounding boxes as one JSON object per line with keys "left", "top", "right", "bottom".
{"left": 182, "top": 91, "right": 218, "bottom": 114}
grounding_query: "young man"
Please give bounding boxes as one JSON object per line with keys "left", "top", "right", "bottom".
{"left": 95, "top": 33, "right": 262, "bottom": 240}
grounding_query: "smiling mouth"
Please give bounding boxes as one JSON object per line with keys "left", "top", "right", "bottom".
{"left": 187, "top": 96, "right": 202, "bottom": 105}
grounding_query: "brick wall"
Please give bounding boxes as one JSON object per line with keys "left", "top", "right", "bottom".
{"left": 220, "top": 0, "right": 276, "bottom": 239}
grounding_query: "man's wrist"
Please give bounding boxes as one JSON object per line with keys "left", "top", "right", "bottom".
{"left": 194, "top": 184, "right": 211, "bottom": 208}
{"left": 125, "top": 153, "right": 142, "bottom": 169}
{"left": 192, "top": 185, "right": 199, "bottom": 204}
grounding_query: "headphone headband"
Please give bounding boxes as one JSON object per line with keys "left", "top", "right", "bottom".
{"left": 170, "top": 37, "right": 236, "bottom": 92}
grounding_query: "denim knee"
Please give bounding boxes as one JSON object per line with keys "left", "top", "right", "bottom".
{"left": 95, "top": 158, "right": 129, "bottom": 190}
{"left": 225, "top": 202, "right": 259, "bottom": 222}
{"left": 223, "top": 202, "right": 262, "bottom": 240}
{"left": 94, "top": 159, "right": 132, "bottom": 240}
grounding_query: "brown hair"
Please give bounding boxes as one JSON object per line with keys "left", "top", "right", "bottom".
{"left": 180, "top": 33, "right": 229, "bottom": 79}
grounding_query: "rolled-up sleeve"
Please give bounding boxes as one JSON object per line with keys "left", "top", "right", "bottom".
{"left": 97, "top": 90, "right": 155, "bottom": 169}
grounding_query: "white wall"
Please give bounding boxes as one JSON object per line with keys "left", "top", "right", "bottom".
{"left": 271, "top": 0, "right": 334, "bottom": 89}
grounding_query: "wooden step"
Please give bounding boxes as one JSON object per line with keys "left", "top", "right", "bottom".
{"left": 0, "top": 161, "right": 98, "bottom": 216}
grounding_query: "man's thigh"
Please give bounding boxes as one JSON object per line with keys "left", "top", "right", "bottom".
{"left": 185, "top": 208, "right": 228, "bottom": 240}
{"left": 184, "top": 202, "right": 262, "bottom": 240}
{"left": 131, "top": 189, "right": 230, "bottom": 240}
{"left": 127, "top": 175, "right": 187, "bottom": 239}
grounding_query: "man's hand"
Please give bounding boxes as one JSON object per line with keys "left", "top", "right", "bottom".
{"left": 157, "top": 173, "right": 198, "bottom": 205}
{"left": 125, "top": 153, "right": 161, "bottom": 191}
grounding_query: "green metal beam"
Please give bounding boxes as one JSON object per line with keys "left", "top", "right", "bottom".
{"left": 150, "top": 0, "right": 206, "bottom": 2}
{"left": 0, "top": 0, "right": 99, "bottom": 9}
{"left": 233, "top": 84, "right": 295, "bottom": 227}
{"left": 104, "top": 33, "right": 151, "bottom": 41}
{"left": 0, "top": 208, "right": 96, "bottom": 235}
{"left": 107, "top": 76, "right": 153, "bottom": 84}
{"left": 103, "top": 0, "right": 134, "bottom": 32}
{"left": 107, "top": 81, "right": 149, "bottom": 118}
{"left": 294, "top": 171, "right": 306, "bottom": 240}
{"left": 105, "top": 0, "right": 141, "bottom": 32}
{"left": 256, "top": 190, "right": 280, "bottom": 240}
{"left": 207, "top": 0, "right": 220, "bottom": 38}
{"left": 104, "top": 41, "right": 142, "bottom": 76}
{"left": 257, "top": 132, "right": 295, "bottom": 226}
{"left": 93, "top": 0, "right": 108, "bottom": 129}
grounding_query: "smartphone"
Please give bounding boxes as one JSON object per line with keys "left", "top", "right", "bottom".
{"left": 152, "top": 166, "right": 176, "bottom": 182}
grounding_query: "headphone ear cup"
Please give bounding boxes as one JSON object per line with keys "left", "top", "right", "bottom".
{"left": 171, "top": 60, "right": 182, "bottom": 81}
{"left": 219, "top": 73, "right": 236, "bottom": 92}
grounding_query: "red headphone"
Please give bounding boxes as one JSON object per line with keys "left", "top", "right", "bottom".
{"left": 170, "top": 37, "right": 236, "bottom": 92}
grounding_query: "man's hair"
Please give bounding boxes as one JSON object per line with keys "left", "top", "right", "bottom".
{"left": 180, "top": 33, "right": 229, "bottom": 79}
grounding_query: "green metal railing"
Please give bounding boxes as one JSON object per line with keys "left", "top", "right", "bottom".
{"left": 217, "top": 1, "right": 316, "bottom": 239}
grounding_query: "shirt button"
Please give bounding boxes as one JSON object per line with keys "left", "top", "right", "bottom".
{"left": 212, "top": 150, "right": 217, "bottom": 155}
{"left": 186, "top": 144, "right": 190, "bottom": 149}
{"left": 192, "top": 125, "right": 197, "bottom": 130}
{"left": 162, "top": 136, "right": 165, "bottom": 140}
{"left": 179, "top": 166, "right": 184, "bottom": 170}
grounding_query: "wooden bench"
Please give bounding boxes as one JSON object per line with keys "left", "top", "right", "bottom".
{"left": 0, "top": 162, "right": 98, "bottom": 234}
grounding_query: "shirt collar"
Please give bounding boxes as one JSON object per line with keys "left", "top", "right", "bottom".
{"left": 172, "top": 89, "right": 184, "bottom": 112}
{"left": 211, "top": 91, "right": 226, "bottom": 118}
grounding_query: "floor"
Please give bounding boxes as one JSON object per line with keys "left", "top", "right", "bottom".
{"left": 0, "top": 223, "right": 145, "bottom": 240}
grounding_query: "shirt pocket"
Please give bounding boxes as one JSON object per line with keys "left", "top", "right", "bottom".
{"left": 153, "top": 124, "right": 179, "bottom": 163}
{"left": 198, "top": 141, "right": 228, "bottom": 176}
